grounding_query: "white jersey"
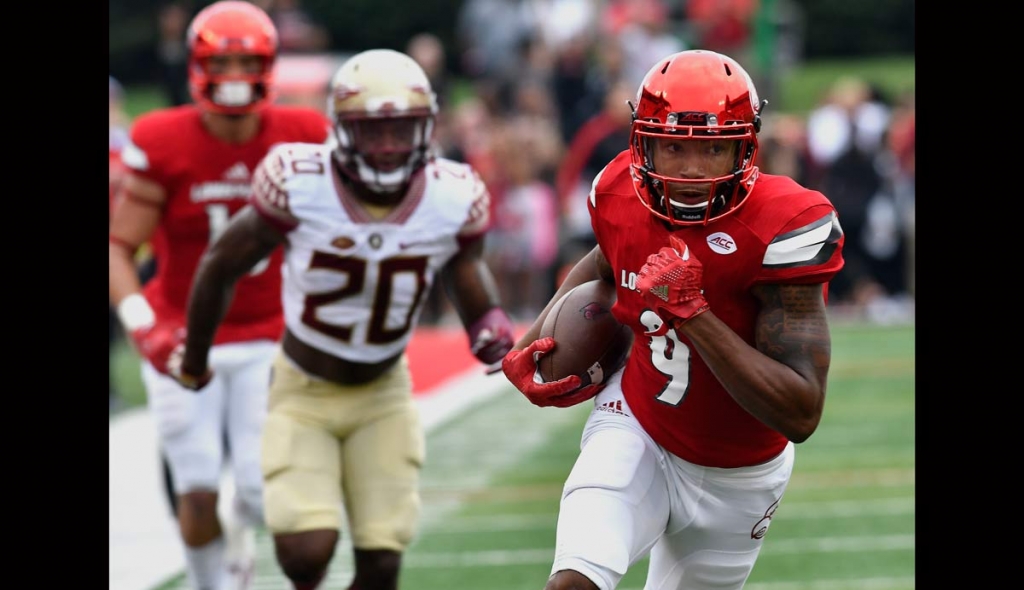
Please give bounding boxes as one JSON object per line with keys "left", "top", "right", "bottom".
{"left": 251, "top": 142, "right": 491, "bottom": 362}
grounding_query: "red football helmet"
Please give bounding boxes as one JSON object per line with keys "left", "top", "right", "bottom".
{"left": 187, "top": 0, "right": 278, "bottom": 115}
{"left": 629, "top": 50, "right": 766, "bottom": 226}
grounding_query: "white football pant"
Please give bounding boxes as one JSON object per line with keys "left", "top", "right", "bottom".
{"left": 551, "top": 371, "right": 795, "bottom": 590}
{"left": 141, "top": 339, "right": 277, "bottom": 524}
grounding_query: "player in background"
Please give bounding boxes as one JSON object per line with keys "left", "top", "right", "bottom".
{"left": 107, "top": 2, "right": 331, "bottom": 588}
{"left": 109, "top": 74, "right": 130, "bottom": 411}
{"left": 502, "top": 50, "right": 845, "bottom": 590}
{"left": 168, "top": 49, "right": 515, "bottom": 590}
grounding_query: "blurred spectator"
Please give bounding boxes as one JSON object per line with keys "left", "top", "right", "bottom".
{"left": 886, "top": 90, "right": 915, "bottom": 298}
{"left": 601, "top": 0, "right": 651, "bottom": 36}
{"left": 422, "top": 97, "right": 501, "bottom": 325}
{"left": 444, "top": 97, "right": 503, "bottom": 198}
{"left": 407, "top": 33, "right": 457, "bottom": 326}
{"left": 253, "top": 0, "right": 330, "bottom": 53}
{"left": 756, "top": 112, "right": 811, "bottom": 185}
{"left": 550, "top": 32, "right": 594, "bottom": 143}
{"left": 686, "top": 0, "right": 758, "bottom": 58}
{"left": 156, "top": 2, "right": 191, "bottom": 106}
{"left": 531, "top": 0, "right": 598, "bottom": 54}
{"left": 805, "top": 76, "right": 897, "bottom": 311}
{"left": 616, "top": 0, "right": 687, "bottom": 90}
{"left": 553, "top": 76, "right": 633, "bottom": 285}
{"left": 555, "top": 33, "right": 627, "bottom": 143}
{"left": 456, "top": 0, "right": 538, "bottom": 85}
{"left": 485, "top": 121, "right": 561, "bottom": 319}
{"left": 272, "top": 53, "right": 343, "bottom": 109}
{"left": 850, "top": 88, "right": 914, "bottom": 323}
{"left": 507, "top": 76, "right": 565, "bottom": 183}
{"left": 407, "top": 32, "right": 452, "bottom": 109}
{"left": 806, "top": 77, "right": 890, "bottom": 180}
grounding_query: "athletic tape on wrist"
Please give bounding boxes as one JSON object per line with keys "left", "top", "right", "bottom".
{"left": 117, "top": 293, "right": 156, "bottom": 332}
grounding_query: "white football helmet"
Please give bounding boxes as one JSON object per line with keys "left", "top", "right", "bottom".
{"left": 328, "top": 49, "right": 438, "bottom": 194}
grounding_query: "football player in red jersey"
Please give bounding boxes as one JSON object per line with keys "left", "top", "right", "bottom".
{"left": 169, "top": 49, "right": 514, "bottom": 590}
{"left": 109, "top": 75, "right": 130, "bottom": 411}
{"left": 502, "top": 50, "right": 845, "bottom": 590}
{"left": 107, "top": 2, "right": 330, "bottom": 588}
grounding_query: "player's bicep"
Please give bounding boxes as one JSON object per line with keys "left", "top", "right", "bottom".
{"left": 109, "top": 173, "right": 166, "bottom": 250}
{"left": 442, "top": 238, "right": 496, "bottom": 308}
{"left": 751, "top": 283, "right": 832, "bottom": 388}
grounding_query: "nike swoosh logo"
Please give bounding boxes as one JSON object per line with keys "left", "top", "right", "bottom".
{"left": 399, "top": 240, "right": 437, "bottom": 250}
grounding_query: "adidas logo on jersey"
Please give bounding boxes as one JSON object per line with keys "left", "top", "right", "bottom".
{"left": 224, "top": 162, "right": 250, "bottom": 180}
{"left": 596, "top": 400, "right": 629, "bottom": 417}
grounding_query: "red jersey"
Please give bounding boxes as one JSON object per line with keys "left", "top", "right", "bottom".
{"left": 119, "top": 104, "right": 330, "bottom": 345}
{"left": 589, "top": 151, "right": 845, "bottom": 468}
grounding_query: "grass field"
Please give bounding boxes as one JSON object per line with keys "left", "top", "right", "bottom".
{"left": 117, "top": 319, "right": 914, "bottom": 590}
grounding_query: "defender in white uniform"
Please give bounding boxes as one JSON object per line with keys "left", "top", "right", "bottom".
{"left": 171, "top": 49, "right": 515, "bottom": 590}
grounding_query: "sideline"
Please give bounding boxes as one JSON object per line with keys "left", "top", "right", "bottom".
{"left": 109, "top": 327, "right": 518, "bottom": 590}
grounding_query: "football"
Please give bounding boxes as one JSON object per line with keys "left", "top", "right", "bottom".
{"left": 537, "top": 279, "right": 633, "bottom": 387}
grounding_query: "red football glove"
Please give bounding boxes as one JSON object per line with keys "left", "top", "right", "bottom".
{"left": 501, "top": 338, "right": 604, "bottom": 408}
{"left": 166, "top": 341, "right": 214, "bottom": 392}
{"left": 636, "top": 234, "right": 710, "bottom": 327}
{"left": 129, "top": 323, "right": 184, "bottom": 376}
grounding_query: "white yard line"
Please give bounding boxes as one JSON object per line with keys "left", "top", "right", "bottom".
{"left": 109, "top": 408, "right": 185, "bottom": 590}
{"left": 109, "top": 366, "right": 510, "bottom": 590}
{"left": 398, "top": 534, "right": 915, "bottom": 569}
{"left": 414, "top": 497, "right": 915, "bottom": 534}
{"left": 112, "top": 367, "right": 915, "bottom": 590}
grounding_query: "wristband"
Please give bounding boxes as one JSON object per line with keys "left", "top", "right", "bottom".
{"left": 174, "top": 369, "right": 211, "bottom": 391}
{"left": 117, "top": 293, "right": 156, "bottom": 332}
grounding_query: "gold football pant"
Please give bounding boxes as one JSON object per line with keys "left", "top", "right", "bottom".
{"left": 261, "top": 351, "right": 425, "bottom": 551}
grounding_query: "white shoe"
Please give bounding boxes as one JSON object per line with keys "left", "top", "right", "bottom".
{"left": 227, "top": 553, "right": 254, "bottom": 590}
{"left": 223, "top": 501, "right": 257, "bottom": 590}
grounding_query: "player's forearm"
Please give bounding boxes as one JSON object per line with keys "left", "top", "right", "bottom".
{"left": 109, "top": 243, "right": 144, "bottom": 308}
{"left": 443, "top": 259, "right": 503, "bottom": 327}
{"left": 181, "top": 262, "right": 238, "bottom": 373}
{"left": 679, "top": 313, "right": 825, "bottom": 443}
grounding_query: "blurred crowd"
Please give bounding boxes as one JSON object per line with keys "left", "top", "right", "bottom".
{"left": 438, "top": 0, "right": 915, "bottom": 325}
{"left": 112, "top": 0, "right": 915, "bottom": 363}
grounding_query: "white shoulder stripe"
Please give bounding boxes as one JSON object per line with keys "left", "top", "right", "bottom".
{"left": 119, "top": 141, "right": 149, "bottom": 171}
{"left": 588, "top": 165, "right": 607, "bottom": 208}
{"left": 763, "top": 213, "right": 839, "bottom": 266}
